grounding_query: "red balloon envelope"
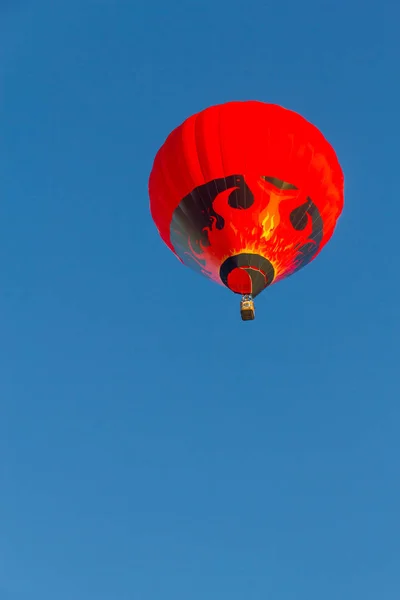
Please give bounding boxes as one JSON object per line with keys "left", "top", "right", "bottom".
{"left": 149, "top": 101, "right": 344, "bottom": 306}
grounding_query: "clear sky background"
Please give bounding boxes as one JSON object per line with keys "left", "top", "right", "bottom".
{"left": 0, "top": 1, "right": 399, "bottom": 599}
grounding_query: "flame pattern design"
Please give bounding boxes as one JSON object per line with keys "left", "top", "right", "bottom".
{"left": 170, "top": 174, "right": 323, "bottom": 296}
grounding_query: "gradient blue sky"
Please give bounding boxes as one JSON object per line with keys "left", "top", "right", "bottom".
{"left": 1, "top": 1, "right": 399, "bottom": 599}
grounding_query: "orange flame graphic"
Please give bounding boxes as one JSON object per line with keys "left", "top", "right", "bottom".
{"left": 186, "top": 175, "right": 319, "bottom": 286}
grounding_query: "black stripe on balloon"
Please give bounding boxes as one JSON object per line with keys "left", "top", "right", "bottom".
{"left": 261, "top": 176, "right": 298, "bottom": 190}
{"left": 219, "top": 253, "right": 275, "bottom": 297}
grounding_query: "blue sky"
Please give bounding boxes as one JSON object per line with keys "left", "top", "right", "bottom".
{"left": 1, "top": 1, "right": 399, "bottom": 599}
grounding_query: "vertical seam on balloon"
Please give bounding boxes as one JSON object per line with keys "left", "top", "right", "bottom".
{"left": 179, "top": 119, "right": 203, "bottom": 223}
{"left": 216, "top": 105, "right": 230, "bottom": 278}
{"left": 157, "top": 145, "right": 181, "bottom": 252}
{"left": 192, "top": 111, "right": 214, "bottom": 220}
{"left": 188, "top": 112, "right": 219, "bottom": 283}
{"left": 242, "top": 106, "right": 251, "bottom": 273}
{"left": 259, "top": 117, "right": 270, "bottom": 275}
{"left": 193, "top": 112, "right": 207, "bottom": 183}
{"left": 283, "top": 132, "right": 308, "bottom": 276}
{"left": 293, "top": 135, "right": 314, "bottom": 232}
{"left": 216, "top": 104, "right": 228, "bottom": 198}
{"left": 307, "top": 140, "right": 328, "bottom": 260}
{"left": 292, "top": 137, "right": 326, "bottom": 272}
{"left": 169, "top": 116, "right": 210, "bottom": 265}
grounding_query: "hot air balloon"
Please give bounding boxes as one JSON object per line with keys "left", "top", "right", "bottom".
{"left": 149, "top": 101, "right": 344, "bottom": 321}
